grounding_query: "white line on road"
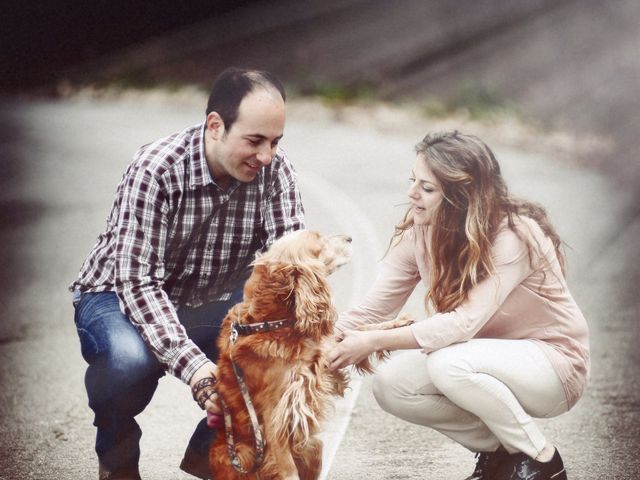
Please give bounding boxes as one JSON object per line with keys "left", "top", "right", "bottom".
{"left": 298, "top": 170, "right": 384, "bottom": 479}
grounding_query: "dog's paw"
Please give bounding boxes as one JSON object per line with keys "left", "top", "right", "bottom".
{"left": 351, "top": 313, "right": 416, "bottom": 375}
{"left": 391, "top": 312, "right": 416, "bottom": 328}
{"left": 356, "top": 313, "right": 416, "bottom": 332}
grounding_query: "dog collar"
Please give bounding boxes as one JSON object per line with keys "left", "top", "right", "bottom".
{"left": 231, "top": 319, "right": 294, "bottom": 341}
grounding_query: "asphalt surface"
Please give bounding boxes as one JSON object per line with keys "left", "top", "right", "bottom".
{"left": 0, "top": 95, "right": 638, "bottom": 479}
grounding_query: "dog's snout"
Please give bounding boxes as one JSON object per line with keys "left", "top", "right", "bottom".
{"left": 329, "top": 234, "right": 353, "bottom": 243}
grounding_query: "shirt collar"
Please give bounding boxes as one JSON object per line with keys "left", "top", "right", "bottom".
{"left": 188, "top": 122, "right": 214, "bottom": 189}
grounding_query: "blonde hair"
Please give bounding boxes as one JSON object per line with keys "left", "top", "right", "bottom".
{"left": 391, "top": 131, "right": 565, "bottom": 313}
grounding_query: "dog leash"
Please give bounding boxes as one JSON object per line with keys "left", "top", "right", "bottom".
{"left": 219, "top": 358, "right": 265, "bottom": 476}
{"left": 219, "top": 316, "right": 293, "bottom": 475}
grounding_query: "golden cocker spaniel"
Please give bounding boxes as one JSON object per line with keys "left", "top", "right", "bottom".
{"left": 209, "top": 230, "right": 353, "bottom": 479}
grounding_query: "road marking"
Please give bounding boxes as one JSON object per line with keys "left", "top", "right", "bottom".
{"left": 297, "top": 170, "right": 384, "bottom": 479}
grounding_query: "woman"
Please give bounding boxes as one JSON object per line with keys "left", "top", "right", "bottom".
{"left": 329, "top": 131, "right": 589, "bottom": 480}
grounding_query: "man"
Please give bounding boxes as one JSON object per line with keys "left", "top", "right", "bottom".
{"left": 70, "top": 67, "right": 305, "bottom": 480}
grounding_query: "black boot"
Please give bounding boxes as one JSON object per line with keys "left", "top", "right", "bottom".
{"left": 180, "top": 417, "right": 216, "bottom": 479}
{"left": 507, "top": 449, "right": 567, "bottom": 480}
{"left": 179, "top": 445, "right": 212, "bottom": 479}
{"left": 98, "top": 461, "right": 142, "bottom": 480}
{"left": 464, "top": 450, "right": 511, "bottom": 479}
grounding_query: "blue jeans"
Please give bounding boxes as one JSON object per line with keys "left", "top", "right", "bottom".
{"left": 73, "top": 289, "right": 243, "bottom": 472}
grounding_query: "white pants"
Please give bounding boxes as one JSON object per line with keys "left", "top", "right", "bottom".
{"left": 372, "top": 339, "right": 568, "bottom": 459}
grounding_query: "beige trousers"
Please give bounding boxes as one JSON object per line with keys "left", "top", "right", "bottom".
{"left": 372, "top": 339, "right": 568, "bottom": 459}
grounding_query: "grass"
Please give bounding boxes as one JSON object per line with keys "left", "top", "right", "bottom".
{"left": 300, "top": 80, "right": 520, "bottom": 122}
{"left": 108, "top": 68, "right": 184, "bottom": 93}
{"left": 301, "top": 82, "right": 378, "bottom": 105}
{"left": 422, "top": 83, "right": 521, "bottom": 121}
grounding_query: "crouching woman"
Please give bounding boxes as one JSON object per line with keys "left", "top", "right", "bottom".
{"left": 329, "top": 131, "right": 589, "bottom": 480}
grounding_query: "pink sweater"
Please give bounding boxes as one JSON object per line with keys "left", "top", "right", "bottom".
{"left": 337, "top": 216, "right": 590, "bottom": 408}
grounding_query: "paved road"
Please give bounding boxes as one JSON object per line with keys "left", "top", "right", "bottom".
{"left": 0, "top": 95, "right": 637, "bottom": 479}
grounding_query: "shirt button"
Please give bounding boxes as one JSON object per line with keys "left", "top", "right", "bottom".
{"left": 207, "top": 245, "right": 213, "bottom": 250}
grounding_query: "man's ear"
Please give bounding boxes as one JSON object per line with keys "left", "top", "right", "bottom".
{"left": 206, "top": 111, "right": 225, "bottom": 140}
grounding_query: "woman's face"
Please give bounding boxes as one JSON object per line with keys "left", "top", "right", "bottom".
{"left": 407, "top": 155, "right": 443, "bottom": 226}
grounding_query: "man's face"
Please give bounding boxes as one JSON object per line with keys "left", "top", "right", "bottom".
{"left": 206, "top": 88, "right": 285, "bottom": 185}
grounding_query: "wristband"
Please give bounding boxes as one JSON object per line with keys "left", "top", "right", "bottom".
{"left": 191, "top": 375, "right": 217, "bottom": 400}
{"left": 196, "top": 387, "right": 218, "bottom": 410}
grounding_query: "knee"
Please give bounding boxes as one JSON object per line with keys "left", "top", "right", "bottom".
{"left": 373, "top": 358, "right": 454, "bottom": 428}
{"left": 426, "top": 347, "right": 472, "bottom": 394}
{"left": 372, "top": 365, "right": 407, "bottom": 416}
{"left": 76, "top": 292, "right": 158, "bottom": 381}
{"left": 100, "top": 337, "right": 160, "bottom": 385}
{"left": 86, "top": 332, "right": 161, "bottom": 403}
{"left": 87, "top": 343, "right": 160, "bottom": 415}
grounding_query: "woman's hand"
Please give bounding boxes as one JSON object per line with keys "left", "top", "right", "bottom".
{"left": 189, "top": 361, "right": 222, "bottom": 415}
{"left": 329, "top": 329, "right": 380, "bottom": 370}
{"left": 329, "top": 323, "right": 420, "bottom": 370}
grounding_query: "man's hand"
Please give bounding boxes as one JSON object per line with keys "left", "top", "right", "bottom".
{"left": 189, "top": 361, "right": 222, "bottom": 415}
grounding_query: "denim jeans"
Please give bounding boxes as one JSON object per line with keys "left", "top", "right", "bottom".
{"left": 73, "top": 288, "right": 244, "bottom": 472}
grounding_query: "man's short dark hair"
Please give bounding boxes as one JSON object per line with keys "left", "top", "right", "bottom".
{"left": 206, "top": 67, "right": 286, "bottom": 132}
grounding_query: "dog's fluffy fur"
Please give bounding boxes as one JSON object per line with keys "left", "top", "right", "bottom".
{"left": 209, "top": 230, "right": 353, "bottom": 479}
{"left": 351, "top": 313, "right": 415, "bottom": 375}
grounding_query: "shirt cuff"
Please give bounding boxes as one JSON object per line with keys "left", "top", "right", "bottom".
{"left": 166, "top": 340, "right": 211, "bottom": 384}
{"left": 410, "top": 321, "right": 437, "bottom": 353}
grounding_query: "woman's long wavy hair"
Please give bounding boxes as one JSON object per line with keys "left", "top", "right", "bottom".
{"left": 392, "top": 131, "right": 566, "bottom": 313}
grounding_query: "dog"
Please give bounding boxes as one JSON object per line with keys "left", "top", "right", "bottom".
{"left": 209, "top": 230, "right": 353, "bottom": 479}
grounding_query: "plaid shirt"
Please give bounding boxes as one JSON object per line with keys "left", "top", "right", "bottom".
{"left": 70, "top": 122, "right": 305, "bottom": 383}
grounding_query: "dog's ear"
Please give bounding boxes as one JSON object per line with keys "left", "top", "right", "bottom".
{"left": 246, "top": 263, "right": 297, "bottom": 316}
{"left": 293, "top": 264, "right": 336, "bottom": 338}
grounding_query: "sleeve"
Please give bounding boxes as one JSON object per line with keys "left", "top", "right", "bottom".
{"left": 336, "top": 229, "right": 421, "bottom": 332}
{"left": 410, "top": 227, "right": 533, "bottom": 351}
{"left": 113, "top": 165, "right": 209, "bottom": 384}
{"left": 261, "top": 149, "right": 306, "bottom": 249}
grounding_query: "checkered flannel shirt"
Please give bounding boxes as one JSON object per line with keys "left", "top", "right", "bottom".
{"left": 70, "top": 123, "right": 305, "bottom": 383}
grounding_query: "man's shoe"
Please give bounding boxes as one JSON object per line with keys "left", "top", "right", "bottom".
{"left": 507, "top": 448, "right": 567, "bottom": 480}
{"left": 98, "top": 462, "right": 142, "bottom": 480}
{"left": 464, "top": 450, "right": 510, "bottom": 479}
{"left": 179, "top": 445, "right": 212, "bottom": 479}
